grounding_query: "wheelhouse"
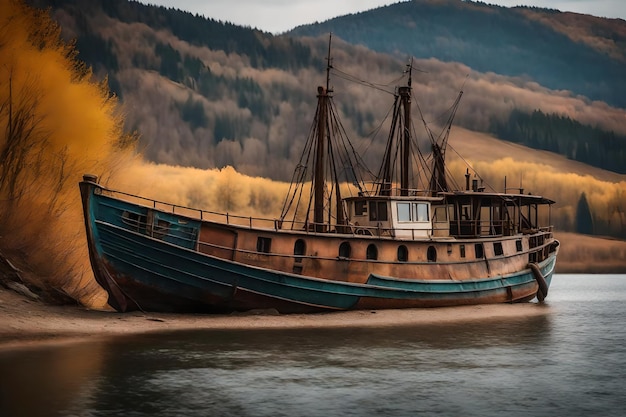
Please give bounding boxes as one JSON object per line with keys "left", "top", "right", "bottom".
{"left": 443, "top": 191, "right": 555, "bottom": 238}
{"left": 343, "top": 191, "right": 554, "bottom": 240}
{"left": 344, "top": 196, "right": 445, "bottom": 239}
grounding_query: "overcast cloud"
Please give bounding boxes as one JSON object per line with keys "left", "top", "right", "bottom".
{"left": 139, "top": 0, "right": 626, "bottom": 33}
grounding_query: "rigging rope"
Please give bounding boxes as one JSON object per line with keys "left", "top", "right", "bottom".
{"left": 331, "top": 65, "right": 403, "bottom": 95}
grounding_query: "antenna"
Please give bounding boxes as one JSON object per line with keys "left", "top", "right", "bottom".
{"left": 407, "top": 57, "right": 413, "bottom": 87}
{"left": 326, "top": 33, "right": 333, "bottom": 93}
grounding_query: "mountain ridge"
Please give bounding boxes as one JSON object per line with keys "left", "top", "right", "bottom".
{"left": 26, "top": 0, "right": 626, "bottom": 175}
{"left": 290, "top": 0, "right": 626, "bottom": 109}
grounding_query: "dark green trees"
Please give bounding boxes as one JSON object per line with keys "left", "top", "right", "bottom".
{"left": 491, "top": 109, "right": 626, "bottom": 174}
{"left": 576, "top": 192, "right": 594, "bottom": 235}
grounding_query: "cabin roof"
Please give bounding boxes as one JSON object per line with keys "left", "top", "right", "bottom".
{"left": 343, "top": 195, "right": 445, "bottom": 203}
{"left": 441, "top": 191, "right": 556, "bottom": 205}
{"left": 344, "top": 191, "right": 554, "bottom": 205}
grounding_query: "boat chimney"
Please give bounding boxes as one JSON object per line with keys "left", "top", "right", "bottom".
{"left": 465, "top": 169, "right": 470, "bottom": 191}
{"left": 472, "top": 178, "right": 478, "bottom": 192}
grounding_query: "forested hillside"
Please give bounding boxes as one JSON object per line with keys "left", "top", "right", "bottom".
{"left": 293, "top": 0, "right": 626, "bottom": 171}
{"left": 490, "top": 110, "right": 626, "bottom": 174}
{"left": 290, "top": 0, "right": 626, "bottom": 109}
{"left": 23, "top": 0, "right": 626, "bottom": 240}
{"left": 28, "top": 0, "right": 626, "bottom": 178}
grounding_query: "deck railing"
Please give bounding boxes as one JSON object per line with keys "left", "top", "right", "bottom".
{"left": 100, "top": 187, "right": 553, "bottom": 239}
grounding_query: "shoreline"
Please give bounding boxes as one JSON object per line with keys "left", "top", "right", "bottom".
{"left": 0, "top": 286, "right": 552, "bottom": 351}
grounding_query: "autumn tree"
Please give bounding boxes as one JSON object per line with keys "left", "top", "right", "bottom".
{"left": 0, "top": 0, "right": 137, "bottom": 306}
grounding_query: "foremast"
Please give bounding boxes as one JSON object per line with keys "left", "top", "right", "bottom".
{"left": 280, "top": 35, "right": 366, "bottom": 232}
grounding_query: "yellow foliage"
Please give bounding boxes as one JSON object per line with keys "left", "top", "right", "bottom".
{"left": 0, "top": 1, "right": 136, "bottom": 307}
{"left": 115, "top": 162, "right": 291, "bottom": 218}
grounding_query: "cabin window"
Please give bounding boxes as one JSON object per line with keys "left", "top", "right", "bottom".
{"left": 475, "top": 243, "right": 484, "bottom": 259}
{"left": 369, "top": 201, "right": 388, "bottom": 221}
{"left": 366, "top": 244, "right": 378, "bottom": 260}
{"left": 494, "top": 242, "right": 504, "bottom": 256}
{"left": 415, "top": 203, "right": 429, "bottom": 222}
{"left": 397, "top": 203, "right": 411, "bottom": 222}
{"left": 427, "top": 246, "right": 437, "bottom": 262}
{"left": 339, "top": 242, "right": 351, "bottom": 259}
{"left": 460, "top": 244, "right": 466, "bottom": 258}
{"left": 397, "top": 202, "right": 429, "bottom": 222}
{"left": 462, "top": 205, "right": 471, "bottom": 220}
{"left": 153, "top": 219, "right": 170, "bottom": 239}
{"left": 516, "top": 240, "right": 523, "bottom": 252}
{"left": 256, "top": 237, "right": 272, "bottom": 254}
{"left": 294, "top": 239, "right": 306, "bottom": 263}
{"left": 355, "top": 201, "right": 367, "bottom": 216}
{"left": 397, "top": 245, "right": 408, "bottom": 262}
{"left": 122, "top": 211, "right": 147, "bottom": 233}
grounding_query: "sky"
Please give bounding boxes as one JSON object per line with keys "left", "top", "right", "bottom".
{"left": 139, "top": 0, "right": 626, "bottom": 34}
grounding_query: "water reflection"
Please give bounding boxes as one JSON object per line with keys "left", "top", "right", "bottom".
{"left": 0, "top": 314, "right": 553, "bottom": 417}
{"left": 0, "top": 342, "right": 105, "bottom": 417}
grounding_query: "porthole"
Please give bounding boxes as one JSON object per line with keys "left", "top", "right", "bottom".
{"left": 294, "top": 239, "right": 306, "bottom": 263}
{"left": 427, "top": 246, "right": 437, "bottom": 262}
{"left": 366, "top": 244, "right": 378, "bottom": 260}
{"left": 339, "top": 242, "right": 351, "bottom": 258}
{"left": 397, "top": 245, "right": 409, "bottom": 262}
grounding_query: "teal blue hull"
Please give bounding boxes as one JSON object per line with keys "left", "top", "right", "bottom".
{"left": 80, "top": 179, "right": 558, "bottom": 313}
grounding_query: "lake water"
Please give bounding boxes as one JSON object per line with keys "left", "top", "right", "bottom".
{"left": 1, "top": 274, "right": 625, "bottom": 417}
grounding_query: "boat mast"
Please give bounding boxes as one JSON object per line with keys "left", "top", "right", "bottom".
{"left": 377, "top": 60, "right": 413, "bottom": 196}
{"left": 428, "top": 88, "right": 463, "bottom": 196}
{"left": 313, "top": 35, "right": 333, "bottom": 232}
{"left": 279, "top": 34, "right": 368, "bottom": 231}
{"left": 400, "top": 59, "right": 413, "bottom": 196}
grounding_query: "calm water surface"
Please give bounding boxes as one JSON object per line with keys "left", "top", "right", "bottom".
{"left": 1, "top": 274, "right": 625, "bottom": 417}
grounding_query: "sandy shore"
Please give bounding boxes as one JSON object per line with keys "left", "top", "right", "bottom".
{"left": 0, "top": 286, "right": 551, "bottom": 351}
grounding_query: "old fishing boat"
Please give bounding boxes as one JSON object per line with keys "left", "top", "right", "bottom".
{"left": 80, "top": 44, "right": 559, "bottom": 313}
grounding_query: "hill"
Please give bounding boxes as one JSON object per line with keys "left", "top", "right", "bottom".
{"left": 24, "top": 0, "right": 626, "bottom": 172}
{"left": 290, "top": 0, "right": 626, "bottom": 109}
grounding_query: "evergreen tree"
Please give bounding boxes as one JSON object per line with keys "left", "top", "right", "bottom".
{"left": 179, "top": 94, "right": 208, "bottom": 130}
{"left": 575, "top": 192, "right": 594, "bottom": 235}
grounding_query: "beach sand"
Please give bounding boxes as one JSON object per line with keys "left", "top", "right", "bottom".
{"left": 0, "top": 286, "right": 550, "bottom": 351}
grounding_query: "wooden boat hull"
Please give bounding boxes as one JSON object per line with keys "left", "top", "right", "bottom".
{"left": 80, "top": 178, "right": 558, "bottom": 314}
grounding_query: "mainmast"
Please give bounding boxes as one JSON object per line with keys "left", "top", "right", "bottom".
{"left": 312, "top": 35, "right": 334, "bottom": 232}
{"left": 313, "top": 83, "right": 327, "bottom": 231}
{"left": 278, "top": 34, "right": 374, "bottom": 231}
